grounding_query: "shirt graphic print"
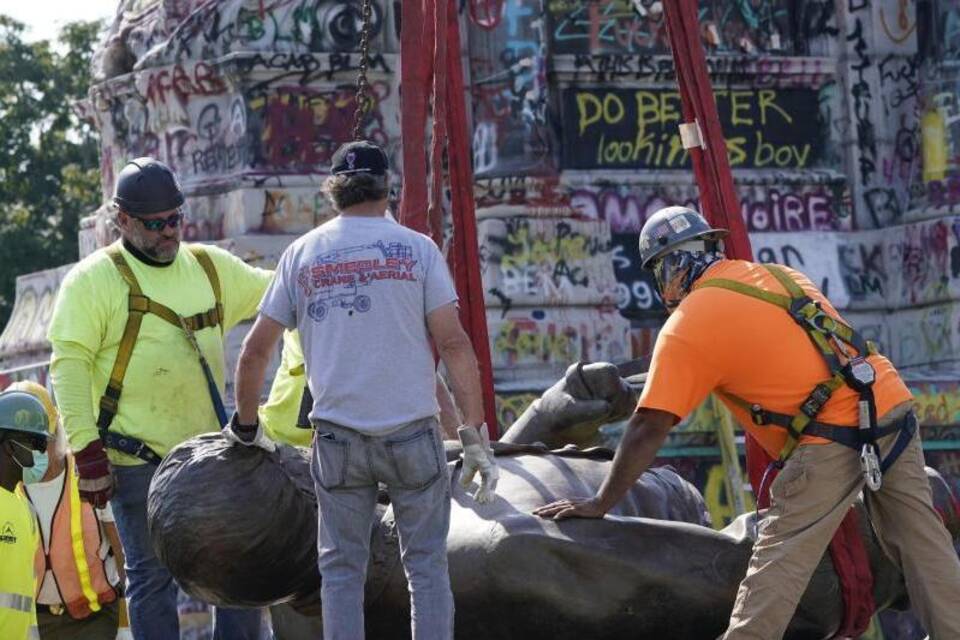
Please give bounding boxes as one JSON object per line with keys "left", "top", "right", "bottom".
{"left": 296, "top": 241, "right": 419, "bottom": 322}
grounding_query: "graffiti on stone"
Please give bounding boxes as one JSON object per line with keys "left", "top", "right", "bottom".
{"left": 488, "top": 307, "right": 632, "bottom": 382}
{"left": 546, "top": 0, "right": 791, "bottom": 55}
{"left": 481, "top": 217, "right": 619, "bottom": 309}
{"left": 561, "top": 87, "right": 828, "bottom": 170}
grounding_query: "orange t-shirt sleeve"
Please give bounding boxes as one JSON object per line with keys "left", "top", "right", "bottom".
{"left": 638, "top": 308, "right": 724, "bottom": 421}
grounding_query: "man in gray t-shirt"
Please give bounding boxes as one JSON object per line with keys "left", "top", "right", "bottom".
{"left": 226, "top": 141, "right": 498, "bottom": 640}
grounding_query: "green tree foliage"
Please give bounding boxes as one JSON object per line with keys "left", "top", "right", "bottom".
{"left": 0, "top": 16, "right": 102, "bottom": 326}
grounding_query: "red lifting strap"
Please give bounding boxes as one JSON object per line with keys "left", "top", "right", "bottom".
{"left": 662, "top": 0, "right": 875, "bottom": 635}
{"left": 399, "top": 0, "right": 499, "bottom": 438}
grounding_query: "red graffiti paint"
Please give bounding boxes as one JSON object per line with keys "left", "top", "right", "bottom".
{"left": 470, "top": 0, "right": 504, "bottom": 30}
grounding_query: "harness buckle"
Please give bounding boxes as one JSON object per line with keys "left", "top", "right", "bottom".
{"left": 128, "top": 295, "right": 150, "bottom": 313}
{"left": 842, "top": 357, "right": 876, "bottom": 393}
{"left": 788, "top": 297, "right": 819, "bottom": 326}
{"left": 749, "top": 404, "right": 766, "bottom": 425}
{"left": 99, "top": 396, "right": 119, "bottom": 414}
{"left": 860, "top": 443, "right": 882, "bottom": 491}
{"left": 133, "top": 440, "right": 152, "bottom": 461}
{"left": 800, "top": 384, "right": 832, "bottom": 418}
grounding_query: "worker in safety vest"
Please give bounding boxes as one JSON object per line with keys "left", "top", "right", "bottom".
{"left": 47, "top": 157, "right": 272, "bottom": 640}
{"left": 9, "top": 381, "right": 124, "bottom": 639}
{"left": 535, "top": 207, "right": 960, "bottom": 639}
{"left": 0, "top": 390, "right": 48, "bottom": 640}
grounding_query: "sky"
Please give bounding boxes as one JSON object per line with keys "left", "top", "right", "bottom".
{"left": 0, "top": 0, "right": 120, "bottom": 42}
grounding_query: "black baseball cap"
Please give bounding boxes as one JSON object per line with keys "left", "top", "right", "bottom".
{"left": 330, "top": 141, "right": 388, "bottom": 176}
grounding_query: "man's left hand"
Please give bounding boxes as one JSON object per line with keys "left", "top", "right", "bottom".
{"left": 222, "top": 412, "right": 276, "bottom": 452}
{"left": 533, "top": 496, "right": 606, "bottom": 520}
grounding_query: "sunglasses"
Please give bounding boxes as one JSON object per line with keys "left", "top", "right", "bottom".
{"left": 135, "top": 211, "right": 183, "bottom": 232}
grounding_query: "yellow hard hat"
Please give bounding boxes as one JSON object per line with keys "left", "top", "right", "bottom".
{"left": 6, "top": 381, "right": 57, "bottom": 435}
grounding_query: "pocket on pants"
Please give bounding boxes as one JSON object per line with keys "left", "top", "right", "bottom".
{"left": 313, "top": 432, "right": 349, "bottom": 489}
{"left": 386, "top": 427, "right": 441, "bottom": 490}
{"left": 770, "top": 459, "right": 809, "bottom": 501}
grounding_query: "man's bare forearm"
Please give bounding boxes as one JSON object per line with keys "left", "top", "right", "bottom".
{"left": 235, "top": 347, "right": 271, "bottom": 425}
{"left": 595, "top": 410, "right": 674, "bottom": 511}
{"left": 437, "top": 336, "right": 484, "bottom": 427}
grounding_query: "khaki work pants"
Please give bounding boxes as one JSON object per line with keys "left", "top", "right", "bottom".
{"left": 722, "top": 416, "right": 960, "bottom": 640}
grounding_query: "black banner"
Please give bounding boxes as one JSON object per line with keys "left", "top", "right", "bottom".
{"left": 561, "top": 87, "right": 826, "bottom": 170}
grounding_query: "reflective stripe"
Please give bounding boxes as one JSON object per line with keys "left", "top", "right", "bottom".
{"left": 67, "top": 456, "right": 102, "bottom": 613}
{"left": 0, "top": 592, "right": 33, "bottom": 613}
{"left": 28, "top": 625, "right": 40, "bottom": 640}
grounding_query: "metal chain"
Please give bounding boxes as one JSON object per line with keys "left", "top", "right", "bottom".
{"left": 352, "top": 0, "right": 374, "bottom": 141}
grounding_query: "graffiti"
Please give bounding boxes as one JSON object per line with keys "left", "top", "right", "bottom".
{"left": 877, "top": 0, "right": 918, "bottom": 47}
{"left": 546, "top": 0, "right": 791, "bottom": 55}
{"left": 611, "top": 234, "right": 663, "bottom": 318}
{"left": 562, "top": 87, "right": 827, "bottom": 170}
{"left": 911, "top": 381, "right": 960, "bottom": 427}
{"left": 469, "top": 0, "right": 553, "bottom": 175}
{"left": 0, "top": 266, "right": 74, "bottom": 365}
{"left": 751, "top": 232, "right": 849, "bottom": 303}
{"left": 161, "top": 0, "right": 393, "bottom": 63}
{"left": 248, "top": 84, "right": 390, "bottom": 169}
{"left": 481, "top": 217, "right": 618, "bottom": 309}
{"left": 877, "top": 53, "right": 920, "bottom": 111}
{"left": 474, "top": 175, "right": 567, "bottom": 209}
{"left": 888, "top": 219, "right": 952, "bottom": 306}
{"left": 928, "top": 174, "right": 960, "bottom": 208}
{"left": 890, "top": 303, "right": 960, "bottom": 368}
{"left": 838, "top": 236, "right": 889, "bottom": 305}
{"left": 232, "top": 51, "right": 392, "bottom": 86}
{"left": 570, "top": 183, "right": 850, "bottom": 234}
{"left": 142, "top": 63, "right": 226, "bottom": 105}
{"left": 566, "top": 53, "right": 833, "bottom": 88}
{"left": 489, "top": 308, "right": 632, "bottom": 379}
{"left": 847, "top": 16, "right": 877, "bottom": 187}
{"left": 495, "top": 391, "right": 539, "bottom": 430}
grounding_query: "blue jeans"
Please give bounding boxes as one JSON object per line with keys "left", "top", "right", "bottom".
{"left": 111, "top": 463, "right": 264, "bottom": 640}
{"left": 312, "top": 416, "right": 454, "bottom": 640}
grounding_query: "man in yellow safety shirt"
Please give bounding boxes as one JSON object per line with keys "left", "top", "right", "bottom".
{"left": 536, "top": 207, "right": 960, "bottom": 639}
{"left": 0, "top": 390, "right": 49, "bottom": 640}
{"left": 47, "top": 157, "right": 272, "bottom": 640}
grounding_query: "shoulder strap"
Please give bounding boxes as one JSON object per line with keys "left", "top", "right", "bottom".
{"left": 696, "top": 277, "right": 791, "bottom": 309}
{"left": 187, "top": 245, "right": 223, "bottom": 336}
{"left": 98, "top": 247, "right": 145, "bottom": 431}
{"left": 97, "top": 245, "right": 224, "bottom": 432}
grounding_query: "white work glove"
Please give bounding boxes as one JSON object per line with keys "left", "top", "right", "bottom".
{"left": 222, "top": 412, "right": 277, "bottom": 453}
{"left": 458, "top": 423, "right": 499, "bottom": 504}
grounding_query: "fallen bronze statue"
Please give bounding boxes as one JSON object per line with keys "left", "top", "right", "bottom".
{"left": 148, "top": 363, "right": 960, "bottom": 639}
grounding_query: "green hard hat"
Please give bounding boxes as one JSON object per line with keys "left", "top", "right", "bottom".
{"left": 0, "top": 390, "right": 50, "bottom": 440}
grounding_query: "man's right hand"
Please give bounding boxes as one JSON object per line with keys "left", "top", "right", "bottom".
{"left": 74, "top": 440, "right": 114, "bottom": 508}
{"left": 458, "top": 424, "right": 499, "bottom": 504}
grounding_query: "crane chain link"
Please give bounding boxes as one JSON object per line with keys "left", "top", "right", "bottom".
{"left": 352, "top": 0, "right": 374, "bottom": 141}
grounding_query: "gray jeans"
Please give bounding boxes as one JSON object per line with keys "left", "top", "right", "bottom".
{"left": 311, "top": 416, "right": 454, "bottom": 640}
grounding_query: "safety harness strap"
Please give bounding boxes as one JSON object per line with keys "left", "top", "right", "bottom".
{"left": 96, "top": 245, "right": 222, "bottom": 463}
{"left": 699, "top": 264, "right": 878, "bottom": 464}
{"left": 189, "top": 246, "right": 224, "bottom": 337}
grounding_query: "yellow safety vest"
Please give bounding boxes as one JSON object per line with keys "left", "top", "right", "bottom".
{"left": 0, "top": 484, "right": 40, "bottom": 639}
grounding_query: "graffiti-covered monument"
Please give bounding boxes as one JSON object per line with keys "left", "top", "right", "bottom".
{"left": 0, "top": 0, "right": 959, "bottom": 570}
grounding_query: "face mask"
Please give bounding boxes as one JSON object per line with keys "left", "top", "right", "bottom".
{"left": 21, "top": 451, "right": 49, "bottom": 484}
{"left": 652, "top": 250, "right": 722, "bottom": 311}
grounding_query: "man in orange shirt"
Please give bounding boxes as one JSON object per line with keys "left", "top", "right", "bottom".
{"left": 535, "top": 206, "right": 960, "bottom": 639}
